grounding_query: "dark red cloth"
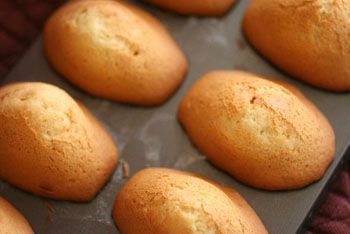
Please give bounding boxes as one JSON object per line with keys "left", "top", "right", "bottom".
{"left": 307, "top": 165, "right": 350, "bottom": 234}
{"left": 0, "top": 0, "right": 63, "bottom": 78}
{"left": 0, "top": 1, "right": 349, "bottom": 233}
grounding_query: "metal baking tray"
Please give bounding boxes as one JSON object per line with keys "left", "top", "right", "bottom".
{"left": 1, "top": 1, "right": 349, "bottom": 233}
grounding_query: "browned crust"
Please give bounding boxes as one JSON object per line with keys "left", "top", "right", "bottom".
{"left": 243, "top": 0, "right": 350, "bottom": 91}
{"left": 113, "top": 168, "right": 267, "bottom": 233}
{"left": 141, "top": 0, "right": 237, "bottom": 16}
{"left": 0, "top": 197, "right": 34, "bottom": 234}
{"left": 43, "top": 0, "right": 188, "bottom": 105}
{"left": 0, "top": 82, "right": 119, "bottom": 201}
{"left": 179, "top": 70, "right": 335, "bottom": 190}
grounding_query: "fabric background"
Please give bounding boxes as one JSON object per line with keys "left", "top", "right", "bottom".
{"left": 0, "top": 0, "right": 349, "bottom": 233}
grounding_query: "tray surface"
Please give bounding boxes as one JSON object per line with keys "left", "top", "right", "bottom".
{"left": 1, "top": 1, "right": 350, "bottom": 233}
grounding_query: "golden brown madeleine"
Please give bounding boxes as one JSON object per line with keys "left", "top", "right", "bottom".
{"left": 0, "top": 197, "right": 34, "bottom": 234}
{"left": 141, "top": 0, "right": 236, "bottom": 16}
{"left": 243, "top": 0, "right": 350, "bottom": 91}
{"left": 179, "top": 71, "right": 335, "bottom": 190}
{"left": 113, "top": 168, "right": 267, "bottom": 234}
{"left": 43, "top": 0, "right": 188, "bottom": 106}
{"left": 0, "top": 82, "right": 119, "bottom": 201}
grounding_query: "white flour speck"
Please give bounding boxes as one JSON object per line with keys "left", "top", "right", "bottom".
{"left": 138, "top": 113, "right": 174, "bottom": 163}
